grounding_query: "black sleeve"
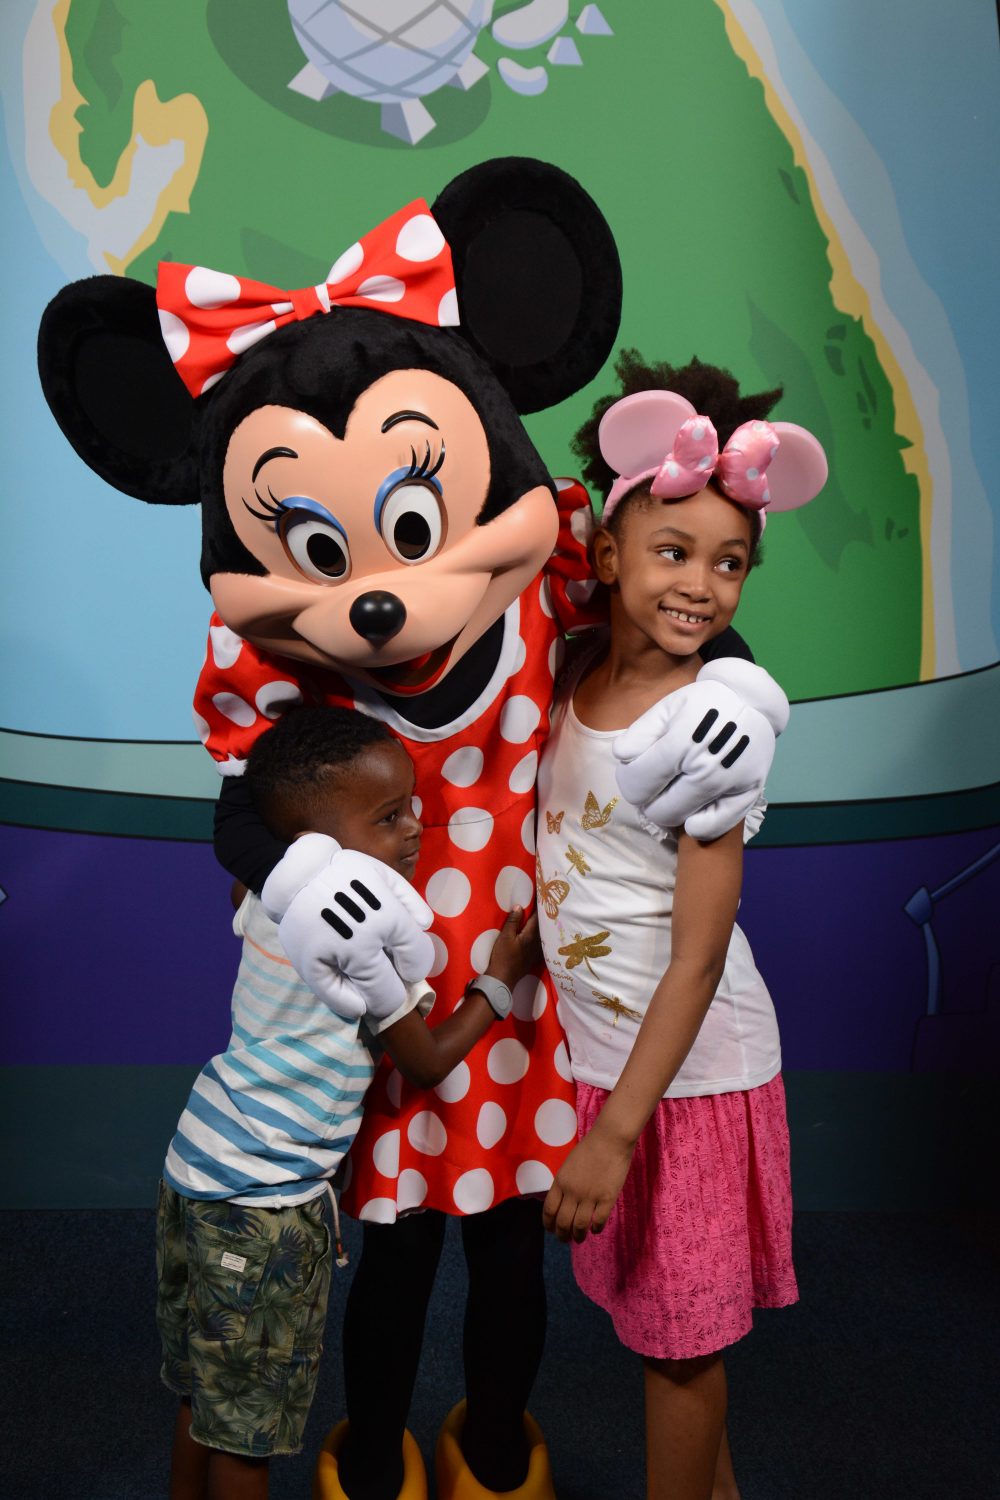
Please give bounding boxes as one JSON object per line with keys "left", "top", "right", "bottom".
{"left": 700, "top": 625, "right": 755, "bottom": 663}
{"left": 213, "top": 776, "right": 289, "bottom": 895}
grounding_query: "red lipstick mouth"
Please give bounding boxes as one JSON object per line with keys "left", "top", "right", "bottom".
{"left": 365, "top": 637, "right": 458, "bottom": 696}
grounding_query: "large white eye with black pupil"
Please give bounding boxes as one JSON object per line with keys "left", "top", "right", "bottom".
{"left": 280, "top": 510, "right": 351, "bottom": 583}
{"left": 380, "top": 483, "right": 444, "bottom": 564}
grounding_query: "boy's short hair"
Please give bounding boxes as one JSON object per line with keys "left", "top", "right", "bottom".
{"left": 245, "top": 705, "right": 394, "bottom": 834}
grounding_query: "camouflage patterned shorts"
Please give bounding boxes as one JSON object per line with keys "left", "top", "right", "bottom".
{"left": 155, "top": 1180, "right": 332, "bottom": 1457}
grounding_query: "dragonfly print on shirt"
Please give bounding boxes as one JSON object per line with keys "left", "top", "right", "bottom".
{"left": 591, "top": 989, "right": 644, "bottom": 1025}
{"left": 557, "top": 929, "right": 613, "bottom": 976}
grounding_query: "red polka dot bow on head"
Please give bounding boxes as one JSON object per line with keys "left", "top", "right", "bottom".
{"left": 155, "top": 200, "right": 459, "bottom": 399}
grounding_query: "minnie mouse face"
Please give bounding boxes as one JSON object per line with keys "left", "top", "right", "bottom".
{"left": 37, "top": 158, "right": 623, "bottom": 697}
{"left": 214, "top": 368, "right": 558, "bottom": 692}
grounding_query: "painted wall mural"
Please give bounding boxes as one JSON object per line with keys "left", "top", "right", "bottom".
{"left": 2, "top": 0, "right": 998, "bottom": 1207}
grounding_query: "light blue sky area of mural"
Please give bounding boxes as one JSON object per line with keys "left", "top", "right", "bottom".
{"left": 0, "top": 0, "right": 998, "bottom": 742}
{"left": 753, "top": 0, "right": 1000, "bottom": 667}
{"left": 0, "top": 149, "right": 209, "bottom": 741}
{"left": 0, "top": 0, "right": 210, "bottom": 743}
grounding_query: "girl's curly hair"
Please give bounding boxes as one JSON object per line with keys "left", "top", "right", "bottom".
{"left": 572, "top": 350, "right": 783, "bottom": 499}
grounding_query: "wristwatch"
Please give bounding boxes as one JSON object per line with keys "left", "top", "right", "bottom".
{"left": 467, "top": 974, "right": 513, "bottom": 1021}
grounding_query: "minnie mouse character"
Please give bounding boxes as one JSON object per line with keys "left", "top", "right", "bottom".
{"left": 38, "top": 159, "right": 790, "bottom": 1500}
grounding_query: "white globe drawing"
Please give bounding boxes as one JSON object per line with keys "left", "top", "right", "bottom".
{"left": 288, "top": 0, "right": 494, "bottom": 143}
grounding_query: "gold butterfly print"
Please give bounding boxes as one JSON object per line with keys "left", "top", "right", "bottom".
{"left": 535, "top": 856, "right": 570, "bottom": 921}
{"left": 545, "top": 810, "right": 565, "bottom": 834}
{"left": 565, "top": 844, "right": 591, "bottom": 877}
{"left": 558, "top": 930, "right": 612, "bottom": 975}
{"left": 591, "top": 990, "right": 643, "bottom": 1026}
{"left": 581, "top": 790, "right": 619, "bottom": 829}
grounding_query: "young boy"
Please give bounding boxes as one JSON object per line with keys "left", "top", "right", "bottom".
{"left": 155, "top": 706, "right": 538, "bottom": 1500}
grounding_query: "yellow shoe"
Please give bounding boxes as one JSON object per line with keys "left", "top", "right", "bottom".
{"left": 313, "top": 1419, "right": 428, "bottom": 1500}
{"left": 434, "top": 1401, "right": 556, "bottom": 1500}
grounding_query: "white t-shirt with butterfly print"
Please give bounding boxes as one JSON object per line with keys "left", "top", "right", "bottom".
{"left": 535, "top": 656, "right": 781, "bottom": 1099}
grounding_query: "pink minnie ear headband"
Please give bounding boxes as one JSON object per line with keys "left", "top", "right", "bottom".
{"left": 598, "top": 389, "right": 828, "bottom": 525}
{"left": 155, "top": 199, "right": 459, "bottom": 399}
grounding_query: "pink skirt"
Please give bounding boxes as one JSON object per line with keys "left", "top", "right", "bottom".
{"left": 571, "top": 1074, "right": 798, "bottom": 1359}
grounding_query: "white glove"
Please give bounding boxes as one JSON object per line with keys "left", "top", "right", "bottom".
{"left": 261, "top": 833, "right": 435, "bottom": 1021}
{"left": 613, "top": 659, "right": 789, "bottom": 841}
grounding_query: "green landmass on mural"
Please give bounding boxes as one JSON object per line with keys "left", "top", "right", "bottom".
{"left": 63, "top": 0, "right": 922, "bottom": 698}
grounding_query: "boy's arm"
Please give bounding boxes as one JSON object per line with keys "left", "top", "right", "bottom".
{"left": 379, "top": 909, "right": 540, "bottom": 1090}
{"left": 376, "top": 995, "right": 496, "bottom": 1091}
{"left": 542, "top": 825, "right": 745, "bottom": 1243}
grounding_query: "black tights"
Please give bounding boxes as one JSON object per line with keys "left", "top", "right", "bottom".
{"left": 338, "top": 1198, "right": 547, "bottom": 1500}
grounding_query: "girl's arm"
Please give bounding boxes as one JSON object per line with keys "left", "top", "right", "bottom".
{"left": 542, "top": 825, "right": 745, "bottom": 1243}
{"left": 379, "top": 909, "right": 541, "bottom": 1090}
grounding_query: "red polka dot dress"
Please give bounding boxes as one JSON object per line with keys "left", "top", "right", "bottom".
{"left": 193, "top": 484, "right": 602, "bottom": 1221}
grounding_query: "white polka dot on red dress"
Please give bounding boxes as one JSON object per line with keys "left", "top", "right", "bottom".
{"left": 476, "top": 1101, "right": 507, "bottom": 1149}
{"left": 453, "top": 1168, "right": 494, "bottom": 1214}
{"left": 372, "top": 1129, "right": 400, "bottom": 1178}
{"left": 441, "top": 746, "right": 484, "bottom": 787}
{"left": 534, "top": 1098, "right": 577, "bottom": 1147}
{"left": 487, "top": 1038, "right": 530, "bottom": 1085}
{"left": 407, "top": 1110, "right": 447, "bottom": 1156}
{"left": 425, "top": 868, "right": 472, "bottom": 918}
{"left": 434, "top": 1060, "right": 471, "bottom": 1104}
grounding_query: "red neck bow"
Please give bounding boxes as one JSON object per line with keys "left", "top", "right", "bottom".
{"left": 155, "top": 200, "right": 459, "bottom": 398}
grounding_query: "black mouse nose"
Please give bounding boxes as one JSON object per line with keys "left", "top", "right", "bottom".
{"left": 349, "top": 591, "right": 407, "bottom": 645}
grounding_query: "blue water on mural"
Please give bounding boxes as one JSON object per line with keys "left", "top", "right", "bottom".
{"left": 754, "top": 0, "right": 1000, "bottom": 665}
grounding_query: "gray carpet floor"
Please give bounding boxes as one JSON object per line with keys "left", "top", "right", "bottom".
{"left": 1, "top": 1211, "right": 997, "bottom": 1499}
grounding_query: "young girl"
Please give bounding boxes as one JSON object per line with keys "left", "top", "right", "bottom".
{"left": 537, "top": 354, "right": 827, "bottom": 1500}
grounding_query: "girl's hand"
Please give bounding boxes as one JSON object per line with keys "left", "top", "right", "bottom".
{"left": 485, "top": 907, "right": 542, "bottom": 989}
{"left": 542, "top": 1125, "right": 635, "bottom": 1243}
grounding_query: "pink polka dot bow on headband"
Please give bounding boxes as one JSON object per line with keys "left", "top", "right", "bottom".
{"left": 599, "top": 389, "right": 828, "bottom": 523}
{"left": 156, "top": 200, "right": 459, "bottom": 399}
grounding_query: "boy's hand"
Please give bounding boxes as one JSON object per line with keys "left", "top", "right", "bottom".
{"left": 485, "top": 907, "right": 542, "bottom": 989}
{"left": 542, "top": 1126, "right": 634, "bottom": 1243}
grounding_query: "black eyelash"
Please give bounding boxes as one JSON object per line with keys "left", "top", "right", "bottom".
{"left": 243, "top": 487, "right": 286, "bottom": 526}
{"left": 405, "top": 441, "right": 445, "bottom": 483}
{"left": 242, "top": 443, "right": 447, "bottom": 531}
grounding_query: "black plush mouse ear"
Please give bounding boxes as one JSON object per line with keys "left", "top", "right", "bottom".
{"left": 432, "top": 157, "right": 622, "bottom": 414}
{"left": 37, "top": 276, "right": 200, "bottom": 505}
